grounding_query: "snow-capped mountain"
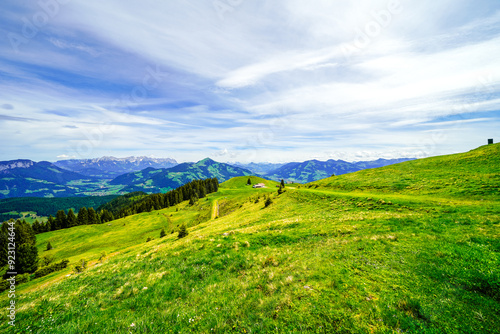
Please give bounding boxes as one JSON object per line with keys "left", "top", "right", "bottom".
{"left": 54, "top": 156, "right": 178, "bottom": 179}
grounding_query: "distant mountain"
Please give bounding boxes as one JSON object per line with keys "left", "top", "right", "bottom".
{"left": 230, "top": 162, "right": 286, "bottom": 175}
{"left": 265, "top": 158, "right": 415, "bottom": 183}
{"left": 0, "top": 159, "right": 91, "bottom": 198}
{"left": 110, "top": 158, "right": 253, "bottom": 193}
{"left": 54, "top": 156, "right": 178, "bottom": 179}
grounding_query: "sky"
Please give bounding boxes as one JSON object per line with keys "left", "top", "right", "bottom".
{"left": 0, "top": 0, "right": 499, "bottom": 163}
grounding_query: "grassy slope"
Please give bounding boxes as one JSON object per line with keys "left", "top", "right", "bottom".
{"left": 1, "top": 147, "right": 499, "bottom": 333}
{"left": 312, "top": 144, "right": 500, "bottom": 199}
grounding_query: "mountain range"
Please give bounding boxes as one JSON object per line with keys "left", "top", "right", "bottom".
{"left": 0, "top": 160, "right": 91, "bottom": 199}
{"left": 54, "top": 156, "right": 178, "bottom": 179}
{"left": 263, "top": 158, "right": 415, "bottom": 183}
{"left": 110, "top": 158, "right": 252, "bottom": 193}
{"left": 0, "top": 156, "right": 415, "bottom": 199}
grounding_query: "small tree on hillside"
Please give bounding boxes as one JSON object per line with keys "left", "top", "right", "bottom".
{"left": 46, "top": 241, "right": 53, "bottom": 251}
{"left": 247, "top": 177, "right": 252, "bottom": 185}
{"left": 160, "top": 228, "right": 166, "bottom": 238}
{"left": 264, "top": 196, "right": 273, "bottom": 208}
{"left": 280, "top": 179, "right": 285, "bottom": 188}
{"left": 178, "top": 224, "right": 188, "bottom": 239}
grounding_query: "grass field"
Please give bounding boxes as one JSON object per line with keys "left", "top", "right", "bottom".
{"left": 0, "top": 145, "right": 499, "bottom": 333}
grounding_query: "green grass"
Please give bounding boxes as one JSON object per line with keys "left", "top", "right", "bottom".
{"left": 312, "top": 143, "right": 500, "bottom": 199}
{"left": 1, "top": 146, "right": 499, "bottom": 333}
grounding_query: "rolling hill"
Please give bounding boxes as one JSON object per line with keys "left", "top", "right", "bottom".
{"left": 312, "top": 144, "right": 500, "bottom": 198}
{"left": 264, "top": 158, "right": 414, "bottom": 183}
{"left": 110, "top": 158, "right": 253, "bottom": 193}
{"left": 1, "top": 145, "right": 499, "bottom": 333}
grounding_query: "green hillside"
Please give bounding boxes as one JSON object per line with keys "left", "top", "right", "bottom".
{"left": 312, "top": 144, "right": 500, "bottom": 199}
{"left": 264, "top": 158, "right": 413, "bottom": 183}
{"left": 1, "top": 146, "right": 499, "bottom": 333}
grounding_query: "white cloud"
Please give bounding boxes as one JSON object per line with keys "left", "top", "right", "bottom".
{"left": 0, "top": 0, "right": 499, "bottom": 162}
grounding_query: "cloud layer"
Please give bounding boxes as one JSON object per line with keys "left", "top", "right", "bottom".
{"left": 0, "top": 0, "right": 499, "bottom": 162}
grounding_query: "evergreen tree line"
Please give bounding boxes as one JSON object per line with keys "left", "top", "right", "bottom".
{"left": 0, "top": 219, "right": 38, "bottom": 275}
{"left": 29, "top": 178, "right": 219, "bottom": 234}
{"left": 31, "top": 206, "right": 115, "bottom": 234}
{"left": 114, "top": 178, "right": 219, "bottom": 219}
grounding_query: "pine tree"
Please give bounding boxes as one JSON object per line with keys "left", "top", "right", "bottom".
{"left": 280, "top": 179, "right": 285, "bottom": 188}
{"left": 0, "top": 232, "right": 8, "bottom": 267}
{"left": 77, "top": 207, "right": 88, "bottom": 226}
{"left": 0, "top": 219, "right": 39, "bottom": 274}
{"left": 48, "top": 215, "right": 55, "bottom": 231}
{"left": 32, "top": 220, "right": 41, "bottom": 234}
{"left": 87, "top": 208, "right": 98, "bottom": 225}
{"left": 16, "top": 243, "right": 39, "bottom": 274}
{"left": 265, "top": 196, "right": 273, "bottom": 207}
{"left": 178, "top": 223, "right": 188, "bottom": 239}
{"left": 55, "top": 210, "right": 67, "bottom": 230}
{"left": 100, "top": 209, "right": 114, "bottom": 223}
{"left": 247, "top": 177, "right": 252, "bottom": 185}
{"left": 44, "top": 220, "right": 51, "bottom": 232}
{"left": 67, "top": 209, "right": 77, "bottom": 228}
{"left": 46, "top": 241, "right": 53, "bottom": 250}
{"left": 160, "top": 228, "right": 166, "bottom": 238}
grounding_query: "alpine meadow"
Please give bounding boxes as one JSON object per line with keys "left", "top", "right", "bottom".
{"left": 1, "top": 144, "right": 498, "bottom": 333}
{"left": 1, "top": 1, "right": 500, "bottom": 333}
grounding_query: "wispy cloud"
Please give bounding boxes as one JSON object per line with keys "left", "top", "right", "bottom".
{"left": 0, "top": 0, "right": 499, "bottom": 162}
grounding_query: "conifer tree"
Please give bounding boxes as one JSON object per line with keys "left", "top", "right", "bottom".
{"left": 67, "top": 209, "right": 77, "bottom": 228}
{"left": 0, "top": 219, "right": 39, "bottom": 274}
{"left": 44, "top": 220, "right": 51, "bottom": 232}
{"left": 17, "top": 243, "right": 39, "bottom": 274}
{"left": 87, "top": 207, "right": 98, "bottom": 225}
{"left": 160, "top": 228, "right": 166, "bottom": 238}
{"left": 0, "top": 232, "right": 8, "bottom": 267}
{"left": 32, "top": 220, "right": 41, "bottom": 234}
{"left": 55, "top": 210, "right": 67, "bottom": 230}
{"left": 265, "top": 196, "right": 273, "bottom": 207}
{"left": 48, "top": 215, "right": 55, "bottom": 231}
{"left": 46, "top": 241, "right": 53, "bottom": 250}
{"left": 77, "top": 207, "right": 88, "bottom": 226}
{"left": 247, "top": 177, "right": 252, "bottom": 185}
{"left": 178, "top": 223, "right": 188, "bottom": 239}
{"left": 281, "top": 179, "right": 285, "bottom": 188}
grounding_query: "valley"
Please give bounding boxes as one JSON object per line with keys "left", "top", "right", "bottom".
{"left": 0, "top": 145, "right": 498, "bottom": 333}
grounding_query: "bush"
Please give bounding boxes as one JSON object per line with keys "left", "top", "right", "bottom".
{"left": 146, "top": 236, "right": 153, "bottom": 242}
{"left": 264, "top": 196, "right": 273, "bottom": 207}
{"left": 178, "top": 224, "right": 188, "bottom": 239}
{"left": 34, "top": 259, "right": 69, "bottom": 279}
{"left": 99, "top": 252, "right": 106, "bottom": 262}
{"left": 40, "top": 255, "right": 55, "bottom": 267}
{"left": 16, "top": 273, "right": 30, "bottom": 284}
{"left": 160, "top": 228, "right": 166, "bottom": 238}
{"left": 73, "top": 259, "right": 87, "bottom": 274}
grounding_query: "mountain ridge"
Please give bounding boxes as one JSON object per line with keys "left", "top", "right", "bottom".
{"left": 54, "top": 156, "right": 178, "bottom": 179}
{"left": 265, "top": 157, "right": 415, "bottom": 183}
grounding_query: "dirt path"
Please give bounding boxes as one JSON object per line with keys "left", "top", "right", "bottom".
{"left": 211, "top": 200, "right": 219, "bottom": 219}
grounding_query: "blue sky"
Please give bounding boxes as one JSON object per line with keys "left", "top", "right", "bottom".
{"left": 0, "top": 0, "right": 499, "bottom": 163}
